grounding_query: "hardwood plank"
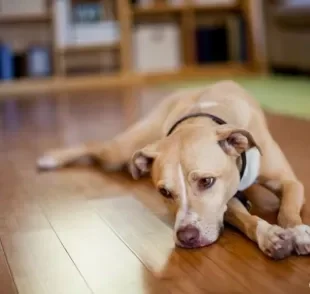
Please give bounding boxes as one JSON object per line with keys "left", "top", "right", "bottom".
{"left": 98, "top": 172, "right": 170, "bottom": 215}
{"left": 2, "top": 231, "right": 92, "bottom": 294}
{"left": 0, "top": 156, "right": 51, "bottom": 235}
{"left": 0, "top": 150, "right": 92, "bottom": 294}
{"left": 219, "top": 230, "right": 310, "bottom": 292}
{"left": 0, "top": 244, "right": 17, "bottom": 294}
{"left": 93, "top": 196, "right": 310, "bottom": 294}
{"left": 0, "top": 157, "right": 93, "bottom": 294}
{"left": 31, "top": 172, "right": 170, "bottom": 294}
{"left": 92, "top": 196, "right": 249, "bottom": 293}
{"left": 198, "top": 232, "right": 308, "bottom": 294}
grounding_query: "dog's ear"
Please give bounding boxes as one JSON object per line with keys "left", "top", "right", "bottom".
{"left": 216, "top": 124, "right": 262, "bottom": 157}
{"left": 129, "top": 142, "right": 159, "bottom": 180}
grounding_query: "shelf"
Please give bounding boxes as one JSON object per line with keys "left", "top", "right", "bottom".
{"left": 132, "top": 5, "right": 185, "bottom": 16}
{"left": 0, "top": 63, "right": 254, "bottom": 98}
{"left": 192, "top": 3, "right": 241, "bottom": 12}
{"left": 0, "top": 74, "right": 142, "bottom": 99}
{"left": 57, "top": 42, "right": 121, "bottom": 54}
{"left": 142, "top": 63, "right": 253, "bottom": 84}
{"left": 0, "top": 12, "right": 52, "bottom": 24}
{"left": 132, "top": 3, "right": 240, "bottom": 16}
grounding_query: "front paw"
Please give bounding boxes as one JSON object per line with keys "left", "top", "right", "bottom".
{"left": 289, "top": 225, "right": 310, "bottom": 255}
{"left": 256, "top": 221, "right": 294, "bottom": 260}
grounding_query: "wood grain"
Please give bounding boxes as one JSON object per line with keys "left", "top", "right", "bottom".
{"left": 0, "top": 243, "right": 17, "bottom": 294}
{"left": 0, "top": 87, "right": 309, "bottom": 293}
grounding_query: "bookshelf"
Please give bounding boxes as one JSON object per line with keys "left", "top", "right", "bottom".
{"left": 0, "top": 0, "right": 267, "bottom": 98}
{"left": 0, "top": 13, "right": 51, "bottom": 24}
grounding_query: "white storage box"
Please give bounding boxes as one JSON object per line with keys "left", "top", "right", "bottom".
{"left": 133, "top": 23, "right": 181, "bottom": 73}
{"left": 70, "top": 22, "right": 119, "bottom": 46}
{"left": 54, "top": 0, "right": 119, "bottom": 48}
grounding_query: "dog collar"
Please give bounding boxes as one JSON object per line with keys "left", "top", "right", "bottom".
{"left": 166, "top": 112, "right": 247, "bottom": 181}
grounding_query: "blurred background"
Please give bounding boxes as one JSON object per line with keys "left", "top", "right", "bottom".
{"left": 0, "top": 0, "right": 309, "bottom": 131}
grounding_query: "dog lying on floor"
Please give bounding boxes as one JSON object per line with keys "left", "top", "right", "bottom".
{"left": 37, "top": 80, "right": 310, "bottom": 260}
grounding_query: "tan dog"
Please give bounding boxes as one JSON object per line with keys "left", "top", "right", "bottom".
{"left": 37, "top": 80, "right": 310, "bottom": 260}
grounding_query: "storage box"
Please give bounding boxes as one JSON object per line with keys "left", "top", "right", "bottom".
{"left": 54, "top": 0, "right": 119, "bottom": 48}
{"left": 133, "top": 23, "right": 181, "bottom": 73}
{"left": 70, "top": 22, "right": 119, "bottom": 46}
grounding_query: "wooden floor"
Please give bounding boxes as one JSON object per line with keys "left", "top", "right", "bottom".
{"left": 0, "top": 86, "right": 309, "bottom": 294}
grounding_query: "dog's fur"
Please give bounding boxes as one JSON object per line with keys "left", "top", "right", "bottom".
{"left": 37, "top": 80, "right": 310, "bottom": 259}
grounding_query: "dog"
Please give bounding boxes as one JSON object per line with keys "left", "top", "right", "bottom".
{"left": 37, "top": 80, "right": 310, "bottom": 260}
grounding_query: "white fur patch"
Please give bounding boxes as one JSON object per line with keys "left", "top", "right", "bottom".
{"left": 198, "top": 101, "right": 219, "bottom": 109}
{"left": 174, "top": 164, "right": 188, "bottom": 231}
{"left": 256, "top": 219, "right": 271, "bottom": 248}
{"left": 37, "top": 155, "right": 58, "bottom": 169}
{"left": 290, "top": 224, "right": 310, "bottom": 255}
{"left": 256, "top": 220, "right": 295, "bottom": 259}
{"left": 238, "top": 147, "right": 260, "bottom": 191}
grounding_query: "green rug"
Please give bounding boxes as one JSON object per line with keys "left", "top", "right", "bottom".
{"left": 161, "top": 75, "right": 310, "bottom": 120}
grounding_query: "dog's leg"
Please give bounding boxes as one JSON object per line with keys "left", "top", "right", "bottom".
{"left": 37, "top": 91, "right": 181, "bottom": 171}
{"left": 225, "top": 197, "right": 294, "bottom": 260}
{"left": 258, "top": 139, "right": 310, "bottom": 255}
{"left": 261, "top": 179, "right": 310, "bottom": 255}
{"left": 37, "top": 144, "right": 95, "bottom": 170}
{"left": 37, "top": 117, "right": 162, "bottom": 171}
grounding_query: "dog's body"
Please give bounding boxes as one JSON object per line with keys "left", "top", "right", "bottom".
{"left": 38, "top": 80, "right": 310, "bottom": 259}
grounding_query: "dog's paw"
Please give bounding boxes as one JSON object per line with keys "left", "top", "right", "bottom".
{"left": 290, "top": 225, "right": 310, "bottom": 255}
{"left": 256, "top": 221, "right": 294, "bottom": 260}
{"left": 37, "top": 153, "right": 60, "bottom": 170}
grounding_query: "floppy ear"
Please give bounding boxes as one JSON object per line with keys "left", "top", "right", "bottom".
{"left": 129, "top": 142, "right": 159, "bottom": 180}
{"left": 216, "top": 124, "right": 262, "bottom": 157}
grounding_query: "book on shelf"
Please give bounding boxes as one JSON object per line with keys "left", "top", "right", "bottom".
{"left": 0, "top": 43, "right": 14, "bottom": 81}
{"left": 13, "top": 52, "right": 26, "bottom": 79}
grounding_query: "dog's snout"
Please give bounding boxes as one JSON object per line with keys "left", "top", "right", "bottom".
{"left": 177, "top": 225, "right": 200, "bottom": 246}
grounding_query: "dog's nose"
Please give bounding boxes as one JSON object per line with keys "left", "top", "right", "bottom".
{"left": 177, "top": 225, "right": 200, "bottom": 246}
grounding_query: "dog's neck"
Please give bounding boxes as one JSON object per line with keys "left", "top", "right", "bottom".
{"left": 166, "top": 109, "right": 260, "bottom": 192}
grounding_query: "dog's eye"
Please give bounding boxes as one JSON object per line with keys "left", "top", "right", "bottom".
{"left": 159, "top": 188, "right": 173, "bottom": 199}
{"left": 198, "top": 177, "right": 216, "bottom": 190}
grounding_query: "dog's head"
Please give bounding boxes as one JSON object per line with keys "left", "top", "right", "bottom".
{"left": 129, "top": 123, "right": 260, "bottom": 248}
